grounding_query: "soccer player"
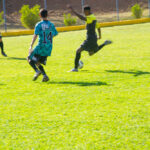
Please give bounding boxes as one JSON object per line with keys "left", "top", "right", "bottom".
{"left": 67, "top": 5, "right": 112, "bottom": 72}
{"left": 28, "top": 9, "right": 58, "bottom": 82}
{"left": 0, "top": 33, "right": 7, "bottom": 57}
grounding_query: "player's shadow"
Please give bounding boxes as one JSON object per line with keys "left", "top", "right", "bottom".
{"left": 106, "top": 70, "right": 150, "bottom": 77}
{"left": 0, "top": 57, "right": 26, "bottom": 61}
{"left": 80, "top": 70, "right": 102, "bottom": 74}
{"left": 0, "top": 83, "right": 5, "bottom": 86}
{"left": 8, "top": 57, "right": 27, "bottom": 61}
{"left": 49, "top": 81, "right": 108, "bottom": 87}
{"left": 0, "top": 83, "right": 5, "bottom": 85}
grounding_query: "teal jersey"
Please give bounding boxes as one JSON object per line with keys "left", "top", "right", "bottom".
{"left": 34, "top": 20, "right": 58, "bottom": 56}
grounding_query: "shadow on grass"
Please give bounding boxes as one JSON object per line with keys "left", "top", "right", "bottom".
{"left": 106, "top": 70, "right": 150, "bottom": 77}
{"left": 8, "top": 57, "right": 26, "bottom": 60}
{"left": 0, "top": 83, "right": 5, "bottom": 86}
{"left": 80, "top": 70, "right": 102, "bottom": 74}
{"left": 48, "top": 81, "right": 108, "bottom": 87}
{"left": 0, "top": 57, "right": 26, "bottom": 61}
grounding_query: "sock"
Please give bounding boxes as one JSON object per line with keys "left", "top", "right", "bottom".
{"left": 29, "top": 60, "right": 39, "bottom": 72}
{"left": 0, "top": 41, "right": 4, "bottom": 53}
{"left": 38, "top": 65, "right": 46, "bottom": 76}
{"left": 75, "top": 52, "right": 81, "bottom": 69}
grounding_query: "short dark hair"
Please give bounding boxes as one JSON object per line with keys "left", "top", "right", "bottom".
{"left": 84, "top": 5, "right": 91, "bottom": 11}
{"left": 40, "top": 9, "right": 48, "bottom": 18}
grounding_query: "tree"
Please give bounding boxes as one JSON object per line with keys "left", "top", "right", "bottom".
{"left": 0, "top": 11, "right": 4, "bottom": 25}
{"left": 20, "top": 5, "right": 40, "bottom": 29}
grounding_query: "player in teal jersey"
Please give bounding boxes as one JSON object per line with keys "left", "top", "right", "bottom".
{"left": 28, "top": 9, "right": 58, "bottom": 82}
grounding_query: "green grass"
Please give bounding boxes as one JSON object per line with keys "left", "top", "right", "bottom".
{"left": 0, "top": 23, "right": 150, "bottom": 150}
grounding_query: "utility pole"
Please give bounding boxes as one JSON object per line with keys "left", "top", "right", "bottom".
{"left": 116, "top": 0, "right": 120, "bottom": 21}
{"left": 81, "top": 0, "right": 85, "bottom": 12}
{"left": 3, "top": 0, "right": 7, "bottom": 32}
{"left": 148, "top": 0, "right": 150, "bottom": 17}
{"left": 44, "top": 0, "right": 47, "bottom": 9}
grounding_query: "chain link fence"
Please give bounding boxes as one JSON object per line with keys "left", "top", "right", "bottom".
{"left": 0, "top": 0, "right": 150, "bottom": 31}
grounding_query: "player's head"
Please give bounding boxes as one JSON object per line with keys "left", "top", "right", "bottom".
{"left": 83, "top": 5, "right": 91, "bottom": 16}
{"left": 40, "top": 9, "right": 48, "bottom": 18}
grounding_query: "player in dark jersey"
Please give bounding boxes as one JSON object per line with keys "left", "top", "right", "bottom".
{"left": 0, "top": 33, "right": 7, "bottom": 57}
{"left": 67, "top": 5, "right": 112, "bottom": 72}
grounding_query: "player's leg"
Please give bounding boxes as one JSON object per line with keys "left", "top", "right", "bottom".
{"left": 37, "top": 64, "right": 49, "bottom": 82}
{"left": 29, "top": 60, "right": 39, "bottom": 72}
{"left": 0, "top": 41, "right": 7, "bottom": 57}
{"left": 28, "top": 54, "right": 41, "bottom": 81}
{"left": 32, "top": 64, "right": 42, "bottom": 81}
{"left": 70, "top": 47, "right": 84, "bottom": 72}
{"left": 89, "top": 40, "right": 112, "bottom": 56}
{"left": 98, "top": 40, "right": 112, "bottom": 50}
{"left": 37, "top": 64, "right": 46, "bottom": 76}
{"left": 75, "top": 48, "right": 82, "bottom": 69}
{"left": 97, "top": 40, "right": 112, "bottom": 53}
{"left": 36, "top": 57, "right": 49, "bottom": 82}
{"left": 28, "top": 55, "right": 39, "bottom": 73}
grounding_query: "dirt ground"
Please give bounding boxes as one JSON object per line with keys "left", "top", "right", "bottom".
{"left": 0, "top": 0, "right": 148, "bottom": 14}
{"left": 0, "top": 0, "right": 148, "bottom": 29}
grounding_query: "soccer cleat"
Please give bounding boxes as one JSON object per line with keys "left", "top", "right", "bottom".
{"left": 33, "top": 71, "right": 41, "bottom": 81}
{"left": 1, "top": 52, "right": 7, "bottom": 57}
{"left": 69, "top": 68, "right": 78, "bottom": 72}
{"left": 104, "top": 40, "right": 112, "bottom": 45}
{"left": 42, "top": 75, "right": 49, "bottom": 82}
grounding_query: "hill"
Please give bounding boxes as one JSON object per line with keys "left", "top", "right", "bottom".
{"left": 0, "top": 0, "right": 148, "bottom": 29}
{"left": 0, "top": 0, "right": 148, "bottom": 14}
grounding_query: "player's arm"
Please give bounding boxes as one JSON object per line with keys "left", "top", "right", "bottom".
{"left": 97, "top": 28, "right": 101, "bottom": 40}
{"left": 29, "top": 34, "right": 38, "bottom": 54}
{"left": 67, "top": 5, "right": 86, "bottom": 21}
{"left": 52, "top": 24, "right": 58, "bottom": 38}
{"left": 96, "top": 22, "right": 101, "bottom": 40}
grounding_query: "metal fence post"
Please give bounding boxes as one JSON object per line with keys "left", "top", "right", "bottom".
{"left": 116, "top": 0, "right": 120, "bottom": 21}
{"left": 81, "top": 0, "right": 85, "bottom": 12}
{"left": 148, "top": 0, "right": 150, "bottom": 17}
{"left": 3, "top": 0, "right": 7, "bottom": 32}
{"left": 44, "top": 0, "right": 47, "bottom": 9}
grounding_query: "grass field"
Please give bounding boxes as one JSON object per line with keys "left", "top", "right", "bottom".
{"left": 0, "top": 23, "right": 150, "bottom": 150}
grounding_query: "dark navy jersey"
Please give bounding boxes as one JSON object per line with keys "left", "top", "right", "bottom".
{"left": 0, "top": 33, "right": 2, "bottom": 39}
{"left": 86, "top": 14, "right": 100, "bottom": 40}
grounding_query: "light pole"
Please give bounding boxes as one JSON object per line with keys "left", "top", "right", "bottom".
{"left": 44, "top": 0, "right": 47, "bottom": 9}
{"left": 148, "top": 0, "right": 150, "bottom": 17}
{"left": 3, "top": 0, "right": 7, "bottom": 32}
{"left": 116, "top": 0, "right": 120, "bottom": 21}
{"left": 81, "top": 0, "right": 85, "bottom": 11}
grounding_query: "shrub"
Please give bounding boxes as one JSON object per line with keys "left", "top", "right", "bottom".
{"left": 131, "top": 4, "right": 143, "bottom": 19}
{"left": 20, "top": 5, "right": 40, "bottom": 29}
{"left": 0, "top": 11, "right": 4, "bottom": 25}
{"left": 64, "top": 13, "right": 77, "bottom": 26}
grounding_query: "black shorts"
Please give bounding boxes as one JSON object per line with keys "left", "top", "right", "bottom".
{"left": 80, "top": 39, "right": 98, "bottom": 52}
{"left": 29, "top": 54, "right": 47, "bottom": 65}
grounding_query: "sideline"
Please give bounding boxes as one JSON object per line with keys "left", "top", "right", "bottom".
{"left": 2, "top": 18, "right": 150, "bottom": 37}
